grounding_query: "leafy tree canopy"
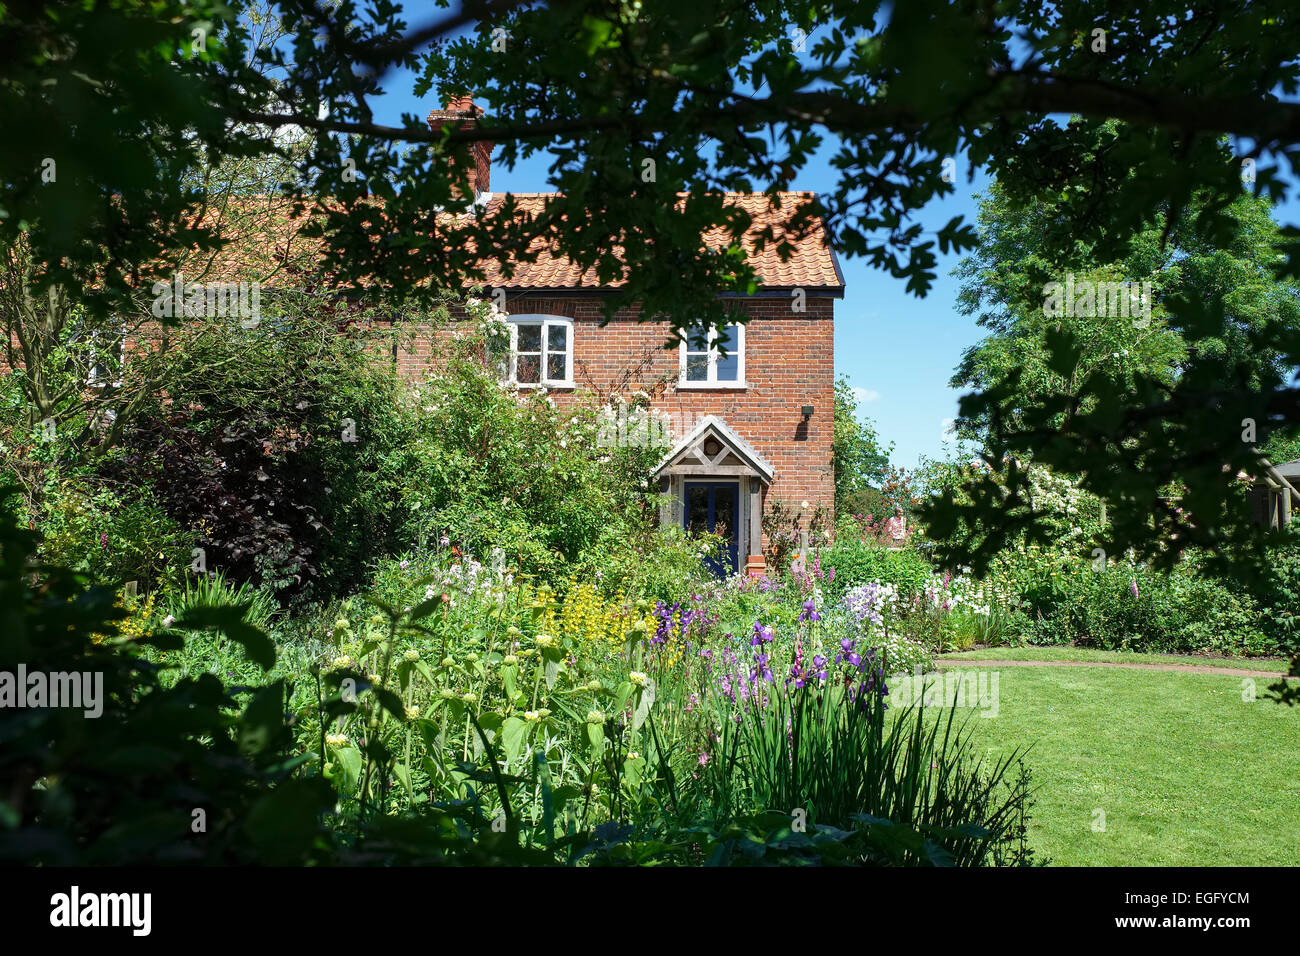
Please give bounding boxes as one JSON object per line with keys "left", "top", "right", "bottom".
{"left": 833, "top": 375, "right": 892, "bottom": 510}
{"left": 5, "top": 0, "right": 1300, "bottom": 573}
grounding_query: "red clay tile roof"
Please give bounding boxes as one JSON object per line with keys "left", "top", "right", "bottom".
{"left": 471, "top": 191, "right": 843, "bottom": 292}
{"left": 174, "top": 191, "right": 843, "bottom": 294}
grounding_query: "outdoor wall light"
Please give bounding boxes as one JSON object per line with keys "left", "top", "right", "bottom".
{"left": 801, "top": 404, "right": 814, "bottom": 419}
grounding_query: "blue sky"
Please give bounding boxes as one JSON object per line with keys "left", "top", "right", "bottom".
{"left": 361, "top": 5, "right": 1296, "bottom": 471}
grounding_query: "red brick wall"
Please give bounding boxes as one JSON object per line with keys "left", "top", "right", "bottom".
{"left": 401, "top": 295, "right": 837, "bottom": 539}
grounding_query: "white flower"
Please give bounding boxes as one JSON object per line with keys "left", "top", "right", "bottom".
{"left": 629, "top": 671, "right": 648, "bottom": 686}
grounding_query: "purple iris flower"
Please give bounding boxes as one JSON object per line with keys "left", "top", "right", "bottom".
{"left": 812, "top": 654, "right": 828, "bottom": 682}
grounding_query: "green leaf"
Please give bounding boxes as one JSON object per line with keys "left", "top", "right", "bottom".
{"left": 372, "top": 686, "right": 407, "bottom": 722}
{"left": 580, "top": 14, "right": 615, "bottom": 56}
{"left": 393, "top": 761, "right": 414, "bottom": 800}
{"left": 631, "top": 678, "right": 655, "bottom": 732}
{"left": 613, "top": 681, "right": 634, "bottom": 716}
{"left": 408, "top": 595, "right": 443, "bottom": 621}
{"left": 329, "top": 744, "right": 363, "bottom": 792}
{"left": 238, "top": 681, "right": 284, "bottom": 756}
{"left": 501, "top": 716, "right": 527, "bottom": 764}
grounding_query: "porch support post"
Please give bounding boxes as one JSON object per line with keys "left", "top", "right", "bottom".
{"left": 746, "top": 477, "right": 766, "bottom": 577}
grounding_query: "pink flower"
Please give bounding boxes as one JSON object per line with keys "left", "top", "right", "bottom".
{"left": 698, "top": 752, "right": 710, "bottom": 767}
{"left": 1130, "top": 579, "right": 1140, "bottom": 598}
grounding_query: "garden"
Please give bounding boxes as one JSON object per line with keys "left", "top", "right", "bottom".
{"left": 4, "top": 291, "right": 1297, "bottom": 868}
{"left": 5, "top": 0, "right": 1300, "bottom": 876}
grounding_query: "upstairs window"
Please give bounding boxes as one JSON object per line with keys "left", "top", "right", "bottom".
{"left": 495, "top": 315, "right": 574, "bottom": 387}
{"left": 680, "top": 320, "right": 744, "bottom": 387}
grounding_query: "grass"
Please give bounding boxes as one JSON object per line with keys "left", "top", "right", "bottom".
{"left": 895, "top": 659, "right": 1300, "bottom": 865}
{"left": 937, "top": 645, "right": 1290, "bottom": 673}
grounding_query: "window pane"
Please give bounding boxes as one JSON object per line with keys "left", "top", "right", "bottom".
{"left": 516, "top": 354, "right": 541, "bottom": 383}
{"left": 715, "top": 323, "right": 737, "bottom": 353}
{"left": 547, "top": 353, "right": 567, "bottom": 381}
{"left": 715, "top": 323, "right": 739, "bottom": 381}
{"left": 684, "top": 322, "right": 709, "bottom": 352}
{"left": 713, "top": 485, "right": 736, "bottom": 541}
{"left": 686, "top": 486, "right": 710, "bottom": 535}
{"left": 686, "top": 353, "right": 709, "bottom": 381}
{"left": 547, "top": 323, "right": 567, "bottom": 352}
{"left": 516, "top": 324, "right": 542, "bottom": 352}
{"left": 487, "top": 339, "right": 511, "bottom": 379}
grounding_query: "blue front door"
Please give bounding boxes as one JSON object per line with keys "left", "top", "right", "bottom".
{"left": 684, "top": 481, "right": 739, "bottom": 576}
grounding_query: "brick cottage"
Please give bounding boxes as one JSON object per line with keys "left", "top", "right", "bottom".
{"left": 422, "top": 98, "right": 845, "bottom": 576}
{"left": 24, "top": 98, "right": 844, "bottom": 578}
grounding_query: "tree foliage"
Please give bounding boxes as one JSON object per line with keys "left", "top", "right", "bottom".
{"left": 5, "top": 0, "right": 1300, "bottom": 582}
{"left": 832, "top": 375, "right": 892, "bottom": 511}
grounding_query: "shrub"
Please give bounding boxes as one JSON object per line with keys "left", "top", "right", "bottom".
{"left": 385, "top": 339, "right": 667, "bottom": 587}
{"left": 34, "top": 476, "right": 189, "bottom": 592}
{"left": 102, "top": 300, "right": 418, "bottom": 603}
{"left": 996, "top": 548, "right": 1276, "bottom": 655}
{"left": 820, "top": 537, "right": 932, "bottom": 603}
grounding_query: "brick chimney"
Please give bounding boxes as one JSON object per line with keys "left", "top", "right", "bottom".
{"left": 427, "top": 95, "right": 493, "bottom": 199}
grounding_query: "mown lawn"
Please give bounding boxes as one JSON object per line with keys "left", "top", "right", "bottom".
{"left": 899, "top": 653, "right": 1300, "bottom": 865}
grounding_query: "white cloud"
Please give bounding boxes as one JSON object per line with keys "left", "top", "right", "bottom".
{"left": 852, "top": 387, "right": 880, "bottom": 404}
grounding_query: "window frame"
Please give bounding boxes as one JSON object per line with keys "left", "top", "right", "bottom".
{"left": 496, "top": 314, "right": 575, "bottom": 389}
{"left": 677, "top": 320, "right": 746, "bottom": 389}
{"left": 68, "top": 321, "right": 126, "bottom": 390}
